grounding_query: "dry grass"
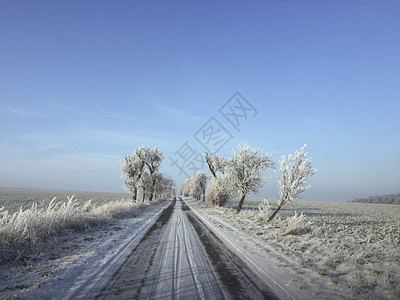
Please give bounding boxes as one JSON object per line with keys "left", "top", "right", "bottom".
{"left": 188, "top": 197, "right": 400, "bottom": 299}
{"left": 0, "top": 195, "right": 158, "bottom": 265}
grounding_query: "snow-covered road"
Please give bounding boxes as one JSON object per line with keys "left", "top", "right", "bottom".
{"left": 95, "top": 198, "right": 277, "bottom": 299}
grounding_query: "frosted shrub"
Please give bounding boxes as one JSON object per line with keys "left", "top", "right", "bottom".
{"left": 268, "top": 145, "right": 316, "bottom": 222}
{"left": 256, "top": 199, "right": 273, "bottom": 222}
{"left": 0, "top": 195, "right": 168, "bottom": 265}
{"left": 204, "top": 151, "right": 230, "bottom": 207}
{"left": 205, "top": 180, "right": 227, "bottom": 207}
{"left": 206, "top": 174, "right": 233, "bottom": 208}
{"left": 92, "top": 198, "right": 145, "bottom": 218}
{"left": 0, "top": 196, "right": 103, "bottom": 264}
{"left": 279, "top": 212, "right": 313, "bottom": 235}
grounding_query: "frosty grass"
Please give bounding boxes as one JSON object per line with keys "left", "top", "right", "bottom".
{"left": 187, "top": 197, "right": 400, "bottom": 299}
{"left": 0, "top": 189, "right": 168, "bottom": 298}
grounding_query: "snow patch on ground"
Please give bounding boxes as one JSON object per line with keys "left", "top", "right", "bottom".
{"left": 0, "top": 200, "right": 170, "bottom": 299}
{"left": 185, "top": 198, "right": 400, "bottom": 300}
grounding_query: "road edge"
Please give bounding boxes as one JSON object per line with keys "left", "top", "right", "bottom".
{"left": 26, "top": 199, "right": 173, "bottom": 300}
{"left": 185, "top": 199, "right": 299, "bottom": 300}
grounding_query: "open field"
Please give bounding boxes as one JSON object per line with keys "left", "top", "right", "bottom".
{"left": 0, "top": 188, "right": 129, "bottom": 213}
{"left": 187, "top": 197, "right": 400, "bottom": 299}
{"left": 0, "top": 188, "right": 160, "bottom": 265}
{"left": 0, "top": 198, "right": 170, "bottom": 299}
{"left": 1, "top": 188, "right": 399, "bottom": 299}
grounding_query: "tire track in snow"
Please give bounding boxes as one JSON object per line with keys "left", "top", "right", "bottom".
{"left": 183, "top": 201, "right": 278, "bottom": 300}
{"left": 95, "top": 199, "right": 277, "bottom": 299}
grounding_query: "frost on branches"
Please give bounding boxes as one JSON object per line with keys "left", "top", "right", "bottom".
{"left": 205, "top": 152, "right": 228, "bottom": 179}
{"left": 204, "top": 152, "right": 232, "bottom": 207}
{"left": 204, "top": 144, "right": 274, "bottom": 211}
{"left": 145, "top": 146, "right": 165, "bottom": 202}
{"left": 268, "top": 144, "right": 317, "bottom": 222}
{"left": 205, "top": 172, "right": 236, "bottom": 207}
{"left": 229, "top": 143, "right": 274, "bottom": 213}
{"left": 121, "top": 148, "right": 146, "bottom": 201}
{"left": 121, "top": 146, "right": 174, "bottom": 201}
{"left": 180, "top": 172, "right": 208, "bottom": 201}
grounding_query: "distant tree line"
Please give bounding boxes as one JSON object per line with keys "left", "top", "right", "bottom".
{"left": 352, "top": 193, "right": 400, "bottom": 205}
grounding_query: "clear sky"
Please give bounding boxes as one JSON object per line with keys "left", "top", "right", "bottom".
{"left": 1, "top": 1, "right": 399, "bottom": 201}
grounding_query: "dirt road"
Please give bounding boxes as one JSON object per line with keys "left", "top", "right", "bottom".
{"left": 95, "top": 198, "right": 277, "bottom": 299}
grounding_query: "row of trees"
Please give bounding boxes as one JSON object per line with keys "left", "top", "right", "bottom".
{"left": 180, "top": 172, "right": 208, "bottom": 201}
{"left": 121, "top": 146, "right": 175, "bottom": 202}
{"left": 181, "top": 143, "right": 316, "bottom": 221}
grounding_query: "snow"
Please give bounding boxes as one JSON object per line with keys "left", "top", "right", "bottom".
{"left": 96, "top": 199, "right": 228, "bottom": 299}
{"left": 0, "top": 200, "right": 171, "bottom": 299}
{"left": 2, "top": 196, "right": 398, "bottom": 299}
{"left": 184, "top": 197, "right": 400, "bottom": 300}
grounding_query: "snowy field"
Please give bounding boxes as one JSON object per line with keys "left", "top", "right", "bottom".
{"left": 1, "top": 189, "right": 398, "bottom": 299}
{"left": 0, "top": 188, "right": 129, "bottom": 213}
{"left": 0, "top": 188, "right": 146, "bottom": 265}
{"left": 186, "top": 197, "right": 400, "bottom": 299}
{"left": 0, "top": 189, "right": 169, "bottom": 299}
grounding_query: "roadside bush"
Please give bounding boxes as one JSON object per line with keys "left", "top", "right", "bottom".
{"left": 0, "top": 196, "right": 104, "bottom": 264}
{"left": 205, "top": 177, "right": 231, "bottom": 208}
{"left": 279, "top": 212, "right": 314, "bottom": 235}
{"left": 255, "top": 198, "right": 273, "bottom": 222}
{"left": 92, "top": 198, "right": 145, "bottom": 218}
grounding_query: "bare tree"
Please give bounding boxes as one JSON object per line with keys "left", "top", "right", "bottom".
{"left": 229, "top": 143, "right": 274, "bottom": 213}
{"left": 267, "top": 144, "right": 316, "bottom": 222}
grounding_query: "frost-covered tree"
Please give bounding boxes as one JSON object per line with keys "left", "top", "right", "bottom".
{"left": 144, "top": 146, "right": 165, "bottom": 201}
{"left": 267, "top": 144, "right": 316, "bottom": 222}
{"left": 153, "top": 173, "right": 175, "bottom": 200}
{"left": 121, "top": 149, "right": 146, "bottom": 201}
{"left": 205, "top": 152, "right": 228, "bottom": 178}
{"left": 229, "top": 143, "right": 274, "bottom": 213}
{"left": 122, "top": 146, "right": 165, "bottom": 202}
{"left": 180, "top": 178, "right": 191, "bottom": 197}
{"left": 205, "top": 172, "right": 235, "bottom": 207}
{"left": 191, "top": 172, "right": 208, "bottom": 201}
{"left": 180, "top": 172, "right": 208, "bottom": 201}
{"left": 204, "top": 152, "right": 233, "bottom": 207}
{"left": 138, "top": 171, "right": 152, "bottom": 202}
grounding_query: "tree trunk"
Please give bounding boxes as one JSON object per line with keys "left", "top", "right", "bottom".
{"left": 149, "top": 177, "right": 157, "bottom": 202}
{"left": 236, "top": 193, "right": 246, "bottom": 213}
{"left": 142, "top": 187, "right": 146, "bottom": 202}
{"left": 267, "top": 202, "right": 285, "bottom": 222}
{"left": 133, "top": 187, "right": 138, "bottom": 201}
{"left": 205, "top": 154, "right": 217, "bottom": 178}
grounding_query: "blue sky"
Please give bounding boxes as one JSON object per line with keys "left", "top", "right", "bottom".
{"left": 1, "top": 1, "right": 399, "bottom": 201}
